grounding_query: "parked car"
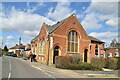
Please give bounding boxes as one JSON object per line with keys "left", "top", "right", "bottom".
{"left": 7, "top": 53, "right": 14, "bottom": 56}
{"left": 12, "top": 54, "right": 17, "bottom": 57}
{"left": 0, "top": 53, "right": 2, "bottom": 57}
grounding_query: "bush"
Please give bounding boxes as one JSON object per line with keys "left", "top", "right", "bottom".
{"left": 55, "top": 56, "right": 100, "bottom": 70}
{"left": 117, "top": 58, "right": 120, "bottom": 69}
{"left": 91, "top": 58, "right": 106, "bottom": 69}
{"left": 91, "top": 58, "right": 119, "bottom": 70}
{"left": 55, "top": 56, "right": 72, "bottom": 69}
{"left": 71, "top": 54, "right": 82, "bottom": 64}
{"left": 68, "top": 62, "right": 96, "bottom": 70}
{"left": 105, "top": 58, "right": 118, "bottom": 70}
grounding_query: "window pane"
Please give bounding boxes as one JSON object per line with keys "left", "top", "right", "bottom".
{"left": 68, "top": 42, "right": 70, "bottom": 51}
{"left": 95, "top": 45, "right": 98, "bottom": 55}
{"left": 75, "top": 43, "right": 78, "bottom": 52}
{"left": 68, "top": 30, "right": 78, "bottom": 53}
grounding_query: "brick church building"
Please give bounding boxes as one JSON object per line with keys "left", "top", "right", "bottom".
{"left": 31, "top": 14, "right": 105, "bottom": 65}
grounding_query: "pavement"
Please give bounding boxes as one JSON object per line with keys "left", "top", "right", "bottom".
{"left": 16, "top": 56, "right": 119, "bottom": 78}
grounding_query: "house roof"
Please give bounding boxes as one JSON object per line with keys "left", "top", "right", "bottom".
{"left": 31, "top": 35, "right": 39, "bottom": 42}
{"left": 16, "top": 45, "right": 25, "bottom": 49}
{"left": 45, "top": 13, "right": 75, "bottom": 33}
{"left": 89, "top": 36, "right": 105, "bottom": 43}
{"left": 9, "top": 46, "right": 17, "bottom": 49}
{"left": 31, "top": 13, "right": 75, "bottom": 42}
{"left": 9, "top": 44, "right": 25, "bottom": 49}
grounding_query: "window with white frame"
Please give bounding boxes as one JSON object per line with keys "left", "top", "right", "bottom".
{"left": 68, "top": 30, "right": 78, "bottom": 53}
{"left": 115, "top": 52, "right": 119, "bottom": 57}
{"left": 100, "top": 54, "right": 104, "bottom": 58}
{"left": 108, "top": 53, "right": 112, "bottom": 57}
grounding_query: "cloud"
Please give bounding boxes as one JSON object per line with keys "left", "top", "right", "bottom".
{"left": 24, "top": 30, "right": 39, "bottom": 39}
{"left": 1, "top": 5, "right": 55, "bottom": 39}
{"left": 89, "top": 32, "right": 118, "bottom": 38}
{"left": 6, "top": 36, "right": 14, "bottom": 40}
{"left": 81, "top": 12, "right": 102, "bottom": 30}
{"left": 46, "top": 2, "right": 76, "bottom": 21}
{"left": 27, "top": 2, "right": 45, "bottom": 13}
{"left": 105, "top": 17, "right": 118, "bottom": 30}
{"left": 89, "top": 31, "right": 118, "bottom": 46}
{"left": 81, "top": 2, "right": 118, "bottom": 31}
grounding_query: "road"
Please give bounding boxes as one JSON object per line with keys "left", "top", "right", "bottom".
{"left": 2, "top": 56, "right": 55, "bottom": 79}
{"left": 1, "top": 56, "right": 119, "bottom": 80}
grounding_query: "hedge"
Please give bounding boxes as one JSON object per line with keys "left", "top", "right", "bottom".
{"left": 55, "top": 56, "right": 100, "bottom": 70}
{"left": 68, "top": 62, "right": 98, "bottom": 70}
{"left": 91, "top": 58, "right": 120, "bottom": 70}
{"left": 55, "top": 56, "right": 72, "bottom": 69}
{"left": 91, "top": 58, "right": 106, "bottom": 69}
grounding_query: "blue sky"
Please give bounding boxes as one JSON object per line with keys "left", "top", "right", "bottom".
{"left": 0, "top": 1, "right": 119, "bottom": 48}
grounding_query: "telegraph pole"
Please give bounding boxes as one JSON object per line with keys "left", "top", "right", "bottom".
{"left": 19, "top": 37, "right": 21, "bottom": 57}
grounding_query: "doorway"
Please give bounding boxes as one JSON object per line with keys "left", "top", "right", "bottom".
{"left": 84, "top": 49, "right": 88, "bottom": 62}
{"left": 53, "top": 46, "right": 59, "bottom": 64}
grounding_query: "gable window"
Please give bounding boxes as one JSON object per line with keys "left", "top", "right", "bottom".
{"left": 68, "top": 30, "right": 78, "bottom": 53}
{"left": 95, "top": 45, "right": 98, "bottom": 57}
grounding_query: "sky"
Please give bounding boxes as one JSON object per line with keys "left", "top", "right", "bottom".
{"left": 0, "top": 1, "right": 119, "bottom": 48}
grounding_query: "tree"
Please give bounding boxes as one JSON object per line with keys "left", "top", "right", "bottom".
{"left": 4, "top": 46, "right": 8, "bottom": 51}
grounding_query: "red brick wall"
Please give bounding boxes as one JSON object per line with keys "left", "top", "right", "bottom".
{"left": 90, "top": 43, "right": 105, "bottom": 58}
{"left": 51, "top": 15, "right": 90, "bottom": 56}
{"left": 105, "top": 48, "right": 119, "bottom": 57}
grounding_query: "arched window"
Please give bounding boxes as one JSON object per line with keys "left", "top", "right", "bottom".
{"left": 68, "top": 30, "right": 78, "bottom": 53}
{"left": 95, "top": 45, "right": 98, "bottom": 57}
{"left": 41, "top": 39, "right": 45, "bottom": 56}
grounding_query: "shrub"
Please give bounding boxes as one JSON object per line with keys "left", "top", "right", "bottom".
{"left": 71, "top": 54, "right": 82, "bottom": 64}
{"left": 55, "top": 56, "right": 100, "bottom": 70}
{"left": 117, "top": 58, "right": 120, "bottom": 69}
{"left": 105, "top": 58, "right": 118, "bottom": 70}
{"left": 91, "top": 58, "right": 106, "bottom": 69}
{"left": 91, "top": 58, "right": 119, "bottom": 70}
{"left": 55, "top": 56, "right": 72, "bottom": 69}
{"left": 68, "top": 62, "right": 95, "bottom": 70}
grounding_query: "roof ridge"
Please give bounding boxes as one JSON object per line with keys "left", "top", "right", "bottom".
{"left": 46, "top": 13, "right": 76, "bottom": 33}
{"left": 52, "top": 13, "right": 76, "bottom": 27}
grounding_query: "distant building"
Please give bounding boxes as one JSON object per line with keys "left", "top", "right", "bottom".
{"left": 9, "top": 44, "right": 25, "bottom": 56}
{"left": 105, "top": 39, "right": 120, "bottom": 58}
{"left": 31, "top": 14, "right": 105, "bottom": 65}
{"left": 25, "top": 44, "right": 31, "bottom": 56}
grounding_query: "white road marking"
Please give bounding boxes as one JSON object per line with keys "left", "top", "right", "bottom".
{"left": 8, "top": 73, "right": 11, "bottom": 80}
{"left": 31, "top": 65, "right": 56, "bottom": 79}
{"left": 10, "top": 64, "right": 11, "bottom": 70}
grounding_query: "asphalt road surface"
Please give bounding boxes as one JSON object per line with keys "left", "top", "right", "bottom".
{"left": 1, "top": 56, "right": 119, "bottom": 80}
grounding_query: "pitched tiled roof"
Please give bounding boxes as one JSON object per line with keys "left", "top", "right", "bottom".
{"left": 31, "top": 35, "right": 39, "bottom": 42}
{"left": 9, "top": 46, "right": 17, "bottom": 49}
{"left": 9, "top": 44, "right": 25, "bottom": 49}
{"left": 45, "top": 13, "right": 75, "bottom": 33}
{"left": 31, "top": 13, "right": 76, "bottom": 42}
{"left": 89, "top": 36, "right": 105, "bottom": 43}
{"left": 16, "top": 45, "right": 25, "bottom": 49}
